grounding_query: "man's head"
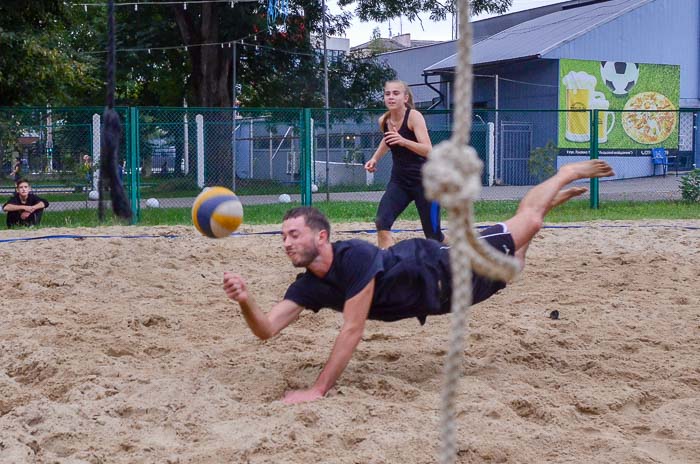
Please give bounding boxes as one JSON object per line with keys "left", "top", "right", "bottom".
{"left": 281, "top": 207, "right": 331, "bottom": 268}
{"left": 15, "top": 179, "right": 30, "bottom": 200}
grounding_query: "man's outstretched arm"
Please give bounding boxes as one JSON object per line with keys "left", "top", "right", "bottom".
{"left": 2, "top": 203, "right": 30, "bottom": 212}
{"left": 283, "top": 278, "right": 374, "bottom": 405}
{"left": 223, "top": 271, "right": 303, "bottom": 340}
{"left": 32, "top": 200, "right": 47, "bottom": 211}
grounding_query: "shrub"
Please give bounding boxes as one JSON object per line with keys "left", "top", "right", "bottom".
{"left": 528, "top": 140, "right": 558, "bottom": 182}
{"left": 679, "top": 168, "right": 700, "bottom": 202}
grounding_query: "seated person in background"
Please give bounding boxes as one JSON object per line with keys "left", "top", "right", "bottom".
{"left": 3, "top": 179, "right": 49, "bottom": 228}
{"left": 11, "top": 158, "right": 22, "bottom": 182}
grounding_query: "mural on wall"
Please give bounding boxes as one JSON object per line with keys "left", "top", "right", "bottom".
{"left": 558, "top": 59, "right": 680, "bottom": 155}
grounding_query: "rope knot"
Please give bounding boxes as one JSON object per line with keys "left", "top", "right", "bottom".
{"left": 423, "top": 141, "right": 483, "bottom": 210}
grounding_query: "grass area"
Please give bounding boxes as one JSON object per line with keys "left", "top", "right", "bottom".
{"left": 8, "top": 176, "right": 390, "bottom": 203}
{"left": 0, "top": 178, "right": 85, "bottom": 188}
{"left": 11, "top": 199, "right": 699, "bottom": 231}
{"left": 138, "top": 179, "right": 387, "bottom": 198}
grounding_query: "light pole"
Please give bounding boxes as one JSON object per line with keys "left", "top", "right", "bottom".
{"left": 322, "top": 0, "right": 330, "bottom": 201}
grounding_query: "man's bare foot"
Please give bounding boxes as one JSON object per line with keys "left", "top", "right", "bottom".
{"left": 560, "top": 160, "right": 615, "bottom": 181}
{"left": 550, "top": 187, "right": 588, "bottom": 209}
{"left": 440, "top": 233, "right": 450, "bottom": 246}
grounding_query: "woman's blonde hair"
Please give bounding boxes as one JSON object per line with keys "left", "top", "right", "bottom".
{"left": 379, "top": 80, "right": 415, "bottom": 131}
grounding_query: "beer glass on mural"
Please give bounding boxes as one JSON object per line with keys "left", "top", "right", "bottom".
{"left": 590, "top": 92, "right": 615, "bottom": 143}
{"left": 563, "top": 71, "right": 597, "bottom": 142}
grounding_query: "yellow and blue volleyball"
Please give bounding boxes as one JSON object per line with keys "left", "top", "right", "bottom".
{"left": 191, "top": 187, "right": 243, "bottom": 238}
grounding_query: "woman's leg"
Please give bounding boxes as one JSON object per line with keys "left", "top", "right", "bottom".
{"left": 413, "top": 184, "right": 445, "bottom": 242}
{"left": 375, "top": 181, "right": 412, "bottom": 248}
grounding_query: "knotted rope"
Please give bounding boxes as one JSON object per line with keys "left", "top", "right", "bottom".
{"left": 99, "top": 0, "right": 132, "bottom": 222}
{"left": 421, "top": 1, "right": 521, "bottom": 462}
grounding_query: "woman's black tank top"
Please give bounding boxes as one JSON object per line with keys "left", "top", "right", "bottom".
{"left": 383, "top": 108, "right": 425, "bottom": 186}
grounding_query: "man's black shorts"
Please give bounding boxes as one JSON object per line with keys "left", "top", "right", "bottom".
{"left": 438, "top": 223, "right": 516, "bottom": 310}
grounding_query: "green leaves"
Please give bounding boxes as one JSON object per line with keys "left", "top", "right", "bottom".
{"left": 0, "top": 1, "right": 101, "bottom": 106}
{"left": 342, "top": 0, "right": 512, "bottom": 23}
{"left": 0, "top": 0, "right": 512, "bottom": 108}
{"left": 528, "top": 140, "right": 558, "bottom": 183}
{"left": 679, "top": 169, "right": 700, "bottom": 202}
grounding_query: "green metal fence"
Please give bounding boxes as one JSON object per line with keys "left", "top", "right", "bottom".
{"left": 1, "top": 106, "right": 697, "bottom": 225}
{"left": 0, "top": 106, "right": 135, "bottom": 214}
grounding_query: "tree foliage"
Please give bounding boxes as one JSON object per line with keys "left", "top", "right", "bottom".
{"left": 0, "top": 1, "right": 102, "bottom": 106}
{"left": 91, "top": 0, "right": 397, "bottom": 108}
{"left": 344, "top": 0, "right": 513, "bottom": 24}
{"left": 1, "top": 0, "right": 512, "bottom": 108}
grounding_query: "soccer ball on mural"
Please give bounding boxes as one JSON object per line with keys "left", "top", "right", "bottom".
{"left": 599, "top": 61, "right": 639, "bottom": 96}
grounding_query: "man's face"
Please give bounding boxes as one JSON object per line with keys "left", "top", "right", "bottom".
{"left": 281, "top": 216, "right": 321, "bottom": 268}
{"left": 16, "top": 182, "right": 30, "bottom": 200}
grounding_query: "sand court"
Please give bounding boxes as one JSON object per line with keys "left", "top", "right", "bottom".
{"left": 1, "top": 220, "right": 699, "bottom": 463}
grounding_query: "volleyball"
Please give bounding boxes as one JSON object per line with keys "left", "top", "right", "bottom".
{"left": 191, "top": 187, "right": 243, "bottom": 238}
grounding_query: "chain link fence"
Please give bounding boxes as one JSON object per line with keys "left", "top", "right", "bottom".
{"left": 0, "top": 107, "right": 133, "bottom": 211}
{"left": 1, "top": 106, "right": 698, "bottom": 226}
{"left": 136, "top": 107, "right": 306, "bottom": 210}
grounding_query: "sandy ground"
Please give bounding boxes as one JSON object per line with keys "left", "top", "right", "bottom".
{"left": 1, "top": 219, "right": 699, "bottom": 464}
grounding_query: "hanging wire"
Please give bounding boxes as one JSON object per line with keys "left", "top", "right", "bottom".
{"left": 71, "top": 0, "right": 257, "bottom": 7}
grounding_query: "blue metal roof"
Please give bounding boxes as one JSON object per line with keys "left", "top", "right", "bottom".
{"left": 424, "top": 0, "right": 652, "bottom": 72}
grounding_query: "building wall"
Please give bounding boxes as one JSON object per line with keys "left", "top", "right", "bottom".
{"left": 427, "top": 60, "right": 562, "bottom": 185}
{"left": 543, "top": 0, "right": 700, "bottom": 108}
{"left": 380, "top": 42, "right": 457, "bottom": 106}
{"left": 473, "top": 60, "right": 559, "bottom": 153}
{"left": 311, "top": 36, "right": 350, "bottom": 53}
{"left": 423, "top": 0, "right": 700, "bottom": 178}
{"left": 472, "top": 59, "right": 559, "bottom": 110}
{"left": 546, "top": 0, "right": 700, "bottom": 168}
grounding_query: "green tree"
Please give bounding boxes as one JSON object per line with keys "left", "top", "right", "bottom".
{"left": 163, "top": 0, "right": 512, "bottom": 107}
{"left": 0, "top": 0, "right": 513, "bottom": 108}
{"left": 347, "top": 0, "right": 513, "bottom": 23}
{"left": 95, "top": 1, "right": 393, "bottom": 108}
{"left": 328, "top": 53, "right": 396, "bottom": 108}
{"left": 0, "top": 1, "right": 102, "bottom": 106}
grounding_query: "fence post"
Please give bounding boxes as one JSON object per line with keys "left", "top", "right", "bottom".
{"left": 92, "top": 113, "right": 101, "bottom": 193}
{"left": 128, "top": 107, "right": 141, "bottom": 223}
{"left": 196, "top": 114, "right": 204, "bottom": 188}
{"left": 301, "top": 108, "right": 312, "bottom": 206}
{"left": 589, "top": 109, "right": 599, "bottom": 209}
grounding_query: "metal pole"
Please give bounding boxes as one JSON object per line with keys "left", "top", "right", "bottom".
{"left": 494, "top": 74, "right": 499, "bottom": 182}
{"left": 452, "top": 5, "right": 459, "bottom": 40}
{"left": 46, "top": 105, "right": 53, "bottom": 173}
{"left": 232, "top": 42, "right": 237, "bottom": 108}
{"left": 590, "top": 109, "right": 599, "bottom": 209}
{"left": 322, "top": 0, "right": 330, "bottom": 202}
{"left": 232, "top": 41, "right": 237, "bottom": 191}
{"left": 183, "top": 99, "right": 189, "bottom": 175}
